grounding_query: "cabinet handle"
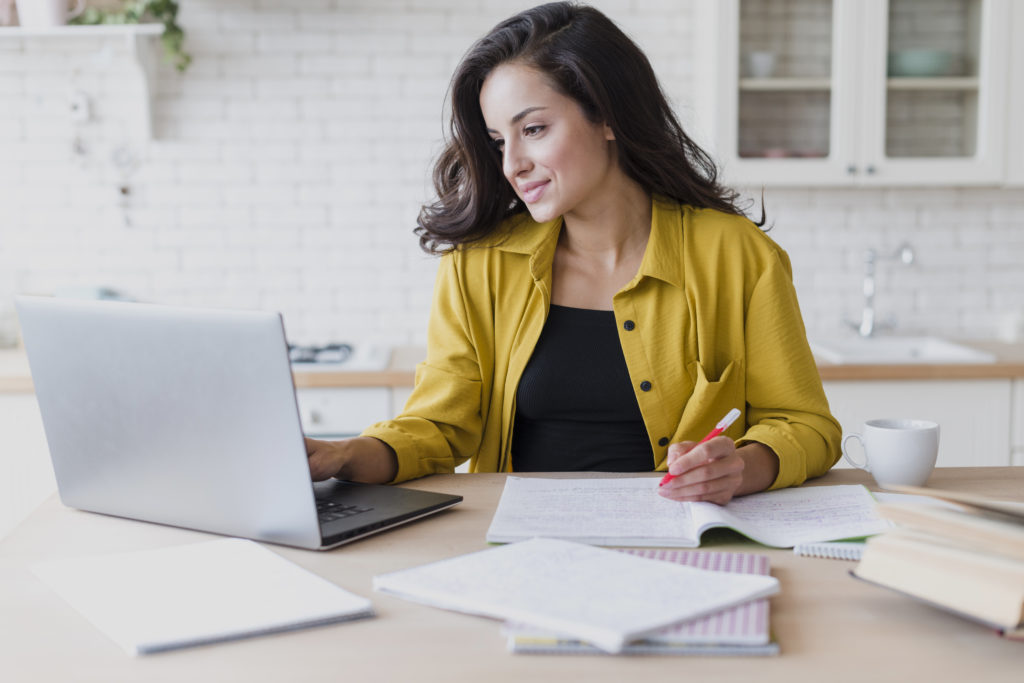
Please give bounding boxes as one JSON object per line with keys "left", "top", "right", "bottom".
{"left": 866, "top": 165, "right": 877, "bottom": 175}
{"left": 847, "top": 164, "right": 857, "bottom": 175}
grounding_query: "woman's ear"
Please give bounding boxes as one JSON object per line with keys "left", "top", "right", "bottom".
{"left": 604, "top": 123, "right": 615, "bottom": 141}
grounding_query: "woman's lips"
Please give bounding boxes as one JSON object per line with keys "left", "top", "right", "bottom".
{"left": 519, "top": 180, "right": 549, "bottom": 204}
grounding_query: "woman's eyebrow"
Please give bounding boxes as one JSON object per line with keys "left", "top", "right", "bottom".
{"left": 486, "top": 106, "right": 548, "bottom": 134}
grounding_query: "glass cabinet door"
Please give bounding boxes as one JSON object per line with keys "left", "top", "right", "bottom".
{"left": 736, "top": 0, "right": 834, "bottom": 161}
{"left": 882, "top": 0, "right": 982, "bottom": 159}
{"left": 697, "top": 0, "right": 1010, "bottom": 186}
{"left": 696, "top": 0, "right": 859, "bottom": 186}
{"left": 858, "top": 0, "right": 1008, "bottom": 184}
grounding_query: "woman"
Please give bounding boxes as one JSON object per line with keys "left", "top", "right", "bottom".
{"left": 307, "top": 2, "right": 841, "bottom": 504}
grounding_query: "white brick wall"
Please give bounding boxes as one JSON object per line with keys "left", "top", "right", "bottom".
{"left": 0, "top": 0, "right": 1022, "bottom": 350}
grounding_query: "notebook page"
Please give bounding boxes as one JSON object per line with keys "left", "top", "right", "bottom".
{"left": 485, "top": 477, "right": 697, "bottom": 545}
{"left": 32, "top": 538, "right": 374, "bottom": 655}
{"left": 692, "top": 485, "right": 891, "bottom": 547}
{"left": 373, "top": 537, "right": 779, "bottom": 654}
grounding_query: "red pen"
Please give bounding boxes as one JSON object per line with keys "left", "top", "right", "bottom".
{"left": 658, "top": 408, "right": 742, "bottom": 486}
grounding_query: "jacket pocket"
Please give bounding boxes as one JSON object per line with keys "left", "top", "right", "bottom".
{"left": 670, "top": 360, "right": 744, "bottom": 444}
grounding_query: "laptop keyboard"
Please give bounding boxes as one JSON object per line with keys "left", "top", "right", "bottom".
{"left": 316, "top": 499, "right": 373, "bottom": 523}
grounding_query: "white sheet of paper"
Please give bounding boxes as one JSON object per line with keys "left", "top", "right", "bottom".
{"left": 31, "top": 538, "right": 374, "bottom": 655}
{"left": 373, "top": 537, "right": 779, "bottom": 654}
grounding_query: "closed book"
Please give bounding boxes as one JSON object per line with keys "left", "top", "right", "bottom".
{"left": 884, "top": 485, "right": 1024, "bottom": 522}
{"left": 852, "top": 529, "right": 1024, "bottom": 631}
{"left": 876, "top": 502, "right": 1024, "bottom": 562}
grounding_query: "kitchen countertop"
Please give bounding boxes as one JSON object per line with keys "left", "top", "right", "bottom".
{"left": 3, "top": 342, "right": 1024, "bottom": 393}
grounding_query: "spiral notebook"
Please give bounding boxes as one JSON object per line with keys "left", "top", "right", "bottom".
{"left": 793, "top": 541, "right": 866, "bottom": 561}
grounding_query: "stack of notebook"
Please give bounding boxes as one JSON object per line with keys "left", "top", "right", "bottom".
{"left": 852, "top": 485, "right": 1024, "bottom": 639}
{"left": 374, "top": 538, "right": 780, "bottom": 655}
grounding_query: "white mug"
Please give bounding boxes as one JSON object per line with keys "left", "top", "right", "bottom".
{"left": 16, "top": 0, "right": 85, "bottom": 28}
{"left": 842, "top": 418, "right": 940, "bottom": 488}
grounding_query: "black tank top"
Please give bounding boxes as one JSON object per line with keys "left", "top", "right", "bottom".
{"left": 511, "top": 304, "right": 653, "bottom": 472}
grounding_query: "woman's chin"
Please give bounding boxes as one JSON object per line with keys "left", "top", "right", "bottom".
{"left": 524, "top": 203, "right": 559, "bottom": 223}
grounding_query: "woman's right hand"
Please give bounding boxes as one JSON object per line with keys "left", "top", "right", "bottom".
{"left": 305, "top": 436, "right": 399, "bottom": 484}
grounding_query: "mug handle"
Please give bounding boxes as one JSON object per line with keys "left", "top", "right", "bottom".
{"left": 841, "top": 433, "right": 871, "bottom": 472}
{"left": 68, "top": 0, "right": 86, "bottom": 21}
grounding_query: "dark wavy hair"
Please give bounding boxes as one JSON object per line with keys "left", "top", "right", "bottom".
{"left": 415, "top": 2, "right": 757, "bottom": 254}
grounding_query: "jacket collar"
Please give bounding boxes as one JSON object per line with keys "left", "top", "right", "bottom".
{"left": 493, "top": 196, "right": 685, "bottom": 289}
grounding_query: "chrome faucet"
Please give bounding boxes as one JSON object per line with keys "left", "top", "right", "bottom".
{"left": 850, "top": 243, "right": 915, "bottom": 338}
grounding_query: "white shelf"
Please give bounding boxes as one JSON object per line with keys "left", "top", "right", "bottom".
{"left": 886, "top": 77, "right": 980, "bottom": 91}
{"left": 0, "top": 24, "right": 162, "bottom": 37}
{"left": 0, "top": 23, "right": 164, "bottom": 140}
{"left": 739, "top": 77, "right": 832, "bottom": 91}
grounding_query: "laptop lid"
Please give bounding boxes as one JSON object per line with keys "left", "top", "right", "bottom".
{"left": 14, "top": 296, "right": 459, "bottom": 550}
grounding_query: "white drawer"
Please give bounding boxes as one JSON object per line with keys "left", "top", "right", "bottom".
{"left": 295, "top": 387, "right": 391, "bottom": 437}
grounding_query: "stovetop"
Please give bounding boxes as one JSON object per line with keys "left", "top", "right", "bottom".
{"left": 287, "top": 343, "right": 390, "bottom": 371}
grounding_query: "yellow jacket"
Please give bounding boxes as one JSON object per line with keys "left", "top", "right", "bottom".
{"left": 362, "top": 197, "right": 841, "bottom": 488}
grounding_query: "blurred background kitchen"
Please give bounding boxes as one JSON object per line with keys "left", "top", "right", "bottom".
{"left": 2, "top": 0, "right": 1023, "bottom": 535}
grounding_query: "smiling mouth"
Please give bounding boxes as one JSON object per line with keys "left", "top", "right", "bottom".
{"left": 519, "top": 181, "right": 549, "bottom": 204}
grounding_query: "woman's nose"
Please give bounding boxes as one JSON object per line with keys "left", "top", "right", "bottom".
{"left": 502, "top": 140, "right": 530, "bottom": 179}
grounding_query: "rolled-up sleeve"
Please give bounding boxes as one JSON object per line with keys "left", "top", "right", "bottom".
{"left": 360, "top": 252, "right": 485, "bottom": 482}
{"left": 740, "top": 250, "right": 842, "bottom": 489}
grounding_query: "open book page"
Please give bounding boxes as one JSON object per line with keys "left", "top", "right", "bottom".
{"left": 31, "top": 538, "right": 375, "bottom": 655}
{"left": 695, "top": 485, "right": 891, "bottom": 547}
{"left": 373, "top": 537, "right": 779, "bottom": 654}
{"left": 485, "top": 477, "right": 698, "bottom": 546}
{"left": 883, "top": 484, "right": 1024, "bottom": 521}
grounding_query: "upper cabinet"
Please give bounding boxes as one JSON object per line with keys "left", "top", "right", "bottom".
{"left": 1006, "top": 0, "right": 1024, "bottom": 186}
{"left": 693, "top": 0, "right": 1012, "bottom": 186}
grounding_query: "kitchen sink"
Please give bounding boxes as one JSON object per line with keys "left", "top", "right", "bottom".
{"left": 809, "top": 336, "right": 996, "bottom": 365}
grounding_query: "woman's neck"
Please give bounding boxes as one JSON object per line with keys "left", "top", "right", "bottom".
{"left": 559, "top": 180, "right": 652, "bottom": 271}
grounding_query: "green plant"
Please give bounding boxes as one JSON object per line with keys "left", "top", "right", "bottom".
{"left": 72, "top": 1, "right": 191, "bottom": 72}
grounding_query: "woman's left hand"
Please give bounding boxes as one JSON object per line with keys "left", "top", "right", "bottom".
{"left": 657, "top": 436, "right": 745, "bottom": 505}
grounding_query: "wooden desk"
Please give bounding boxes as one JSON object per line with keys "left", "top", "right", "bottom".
{"left": 2, "top": 468, "right": 1022, "bottom": 682}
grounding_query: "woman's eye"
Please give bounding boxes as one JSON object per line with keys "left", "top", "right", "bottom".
{"left": 523, "top": 125, "right": 545, "bottom": 137}
{"left": 490, "top": 138, "right": 505, "bottom": 152}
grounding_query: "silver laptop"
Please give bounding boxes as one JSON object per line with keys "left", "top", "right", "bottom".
{"left": 14, "top": 295, "right": 461, "bottom": 550}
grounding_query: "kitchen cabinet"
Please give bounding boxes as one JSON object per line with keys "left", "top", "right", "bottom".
{"left": 1006, "top": 0, "right": 1024, "bottom": 186}
{"left": 693, "top": 0, "right": 1010, "bottom": 186}
{"left": 295, "top": 387, "right": 392, "bottom": 439}
{"left": 0, "top": 395, "right": 55, "bottom": 539}
{"left": 1012, "top": 380, "right": 1024, "bottom": 466}
{"left": 823, "top": 379, "right": 1012, "bottom": 468}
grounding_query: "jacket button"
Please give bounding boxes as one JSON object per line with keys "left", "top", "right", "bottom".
{"left": 658, "top": 437, "right": 669, "bottom": 447}
{"left": 640, "top": 381, "right": 652, "bottom": 392}
{"left": 623, "top": 320, "right": 635, "bottom": 331}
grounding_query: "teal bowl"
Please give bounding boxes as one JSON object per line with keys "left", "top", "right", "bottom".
{"left": 887, "top": 49, "right": 953, "bottom": 77}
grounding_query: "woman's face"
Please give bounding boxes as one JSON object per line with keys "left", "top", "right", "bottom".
{"left": 479, "top": 62, "right": 617, "bottom": 224}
